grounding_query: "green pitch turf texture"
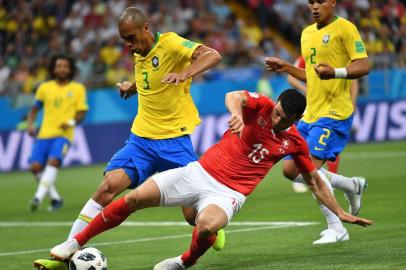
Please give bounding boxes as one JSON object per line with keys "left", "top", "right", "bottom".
{"left": 1, "top": 141, "right": 405, "bottom": 270}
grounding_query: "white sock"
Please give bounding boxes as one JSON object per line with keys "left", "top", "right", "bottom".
{"left": 34, "top": 165, "right": 59, "bottom": 202}
{"left": 316, "top": 170, "right": 345, "bottom": 233}
{"left": 321, "top": 167, "right": 356, "bottom": 193}
{"left": 48, "top": 185, "right": 61, "bottom": 201}
{"left": 68, "top": 199, "right": 104, "bottom": 240}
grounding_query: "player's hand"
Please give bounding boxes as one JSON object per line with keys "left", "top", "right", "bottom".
{"left": 161, "top": 73, "right": 188, "bottom": 85}
{"left": 117, "top": 81, "right": 137, "bottom": 100}
{"left": 338, "top": 212, "right": 373, "bottom": 227}
{"left": 314, "top": 63, "right": 335, "bottom": 80}
{"left": 27, "top": 125, "right": 36, "bottom": 137}
{"left": 228, "top": 114, "right": 244, "bottom": 136}
{"left": 264, "top": 57, "right": 288, "bottom": 72}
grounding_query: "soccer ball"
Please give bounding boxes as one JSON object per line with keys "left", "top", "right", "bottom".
{"left": 69, "top": 247, "right": 107, "bottom": 270}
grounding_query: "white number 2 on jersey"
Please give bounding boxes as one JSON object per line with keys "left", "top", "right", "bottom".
{"left": 248, "top": 143, "right": 269, "bottom": 163}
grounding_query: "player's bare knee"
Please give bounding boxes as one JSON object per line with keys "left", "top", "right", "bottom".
{"left": 282, "top": 163, "right": 298, "bottom": 180}
{"left": 196, "top": 224, "right": 214, "bottom": 239}
{"left": 123, "top": 189, "right": 142, "bottom": 210}
{"left": 196, "top": 218, "right": 218, "bottom": 238}
{"left": 48, "top": 159, "right": 61, "bottom": 168}
{"left": 93, "top": 175, "right": 124, "bottom": 206}
{"left": 30, "top": 164, "right": 43, "bottom": 175}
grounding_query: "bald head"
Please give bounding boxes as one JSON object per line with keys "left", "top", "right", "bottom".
{"left": 117, "top": 7, "right": 154, "bottom": 56}
{"left": 118, "top": 7, "right": 148, "bottom": 27}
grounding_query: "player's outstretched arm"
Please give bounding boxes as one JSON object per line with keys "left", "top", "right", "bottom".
{"left": 117, "top": 81, "right": 137, "bottom": 100}
{"left": 264, "top": 57, "right": 306, "bottom": 82}
{"left": 161, "top": 45, "right": 221, "bottom": 85}
{"left": 27, "top": 105, "right": 40, "bottom": 137}
{"left": 303, "top": 170, "right": 373, "bottom": 227}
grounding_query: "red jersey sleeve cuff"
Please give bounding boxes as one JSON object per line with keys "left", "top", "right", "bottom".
{"left": 244, "top": 90, "right": 259, "bottom": 110}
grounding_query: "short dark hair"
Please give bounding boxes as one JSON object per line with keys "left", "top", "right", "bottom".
{"left": 277, "top": 89, "right": 306, "bottom": 118}
{"left": 48, "top": 54, "right": 76, "bottom": 80}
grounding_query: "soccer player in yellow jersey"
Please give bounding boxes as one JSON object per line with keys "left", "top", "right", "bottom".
{"left": 27, "top": 54, "right": 88, "bottom": 213}
{"left": 265, "top": 0, "right": 371, "bottom": 244}
{"left": 34, "top": 7, "right": 222, "bottom": 270}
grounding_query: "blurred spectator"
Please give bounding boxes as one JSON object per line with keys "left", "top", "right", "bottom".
{"left": 1, "top": 0, "right": 406, "bottom": 96}
{"left": 0, "top": 58, "right": 11, "bottom": 94}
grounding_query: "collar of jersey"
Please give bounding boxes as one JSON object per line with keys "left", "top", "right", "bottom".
{"left": 317, "top": 16, "right": 339, "bottom": 30}
{"left": 150, "top": 32, "right": 161, "bottom": 51}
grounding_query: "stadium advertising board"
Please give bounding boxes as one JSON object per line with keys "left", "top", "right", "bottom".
{"left": 1, "top": 100, "right": 406, "bottom": 172}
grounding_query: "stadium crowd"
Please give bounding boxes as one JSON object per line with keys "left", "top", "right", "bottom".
{"left": 0, "top": 0, "right": 405, "bottom": 94}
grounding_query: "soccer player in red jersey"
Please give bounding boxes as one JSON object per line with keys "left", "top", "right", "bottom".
{"left": 50, "top": 90, "right": 372, "bottom": 269}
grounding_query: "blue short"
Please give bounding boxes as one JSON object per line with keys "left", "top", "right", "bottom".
{"left": 285, "top": 116, "right": 353, "bottom": 162}
{"left": 105, "top": 133, "right": 198, "bottom": 188}
{"left": 29, "top": 137, "right": 71, "bottom": 165}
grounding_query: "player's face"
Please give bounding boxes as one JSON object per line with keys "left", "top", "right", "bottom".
{"left": 119, "top": 22, "right": 150, "bottom": 56}
{"left": 308, "top": 0, "right": 336, "bottom": 25}
{"left": 53, "top": 59, "right": 72, "bottom": 81}
{"left": 271, "top": 102, "right": 299, "bottom": 131}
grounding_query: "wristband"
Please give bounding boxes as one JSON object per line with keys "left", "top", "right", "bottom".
{"left": 66, "top": 119, "right": 76, "bottom": 127}
{"left": 334, "top": 68, "right": 347, "bottom": 79}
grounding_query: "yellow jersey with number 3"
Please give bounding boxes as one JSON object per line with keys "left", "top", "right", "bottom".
{"left": 301, "top": 17, "right": 368, "bottom": 123}
{"left": 131, "top": 32, "right": 202, "bottom": 139}
{"left": 35, "top": 80, "right": 88, "bottom": 141}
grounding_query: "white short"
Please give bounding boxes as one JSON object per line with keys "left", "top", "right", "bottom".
{"left": 152, "top": 161, "right": 246, "bottom": 222}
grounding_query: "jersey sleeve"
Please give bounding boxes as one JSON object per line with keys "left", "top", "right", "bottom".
{"left": 342, "top": 22, "right": 368, "bottom": 60}
{"left": 76, "top": 84, "right": 89, "bottom": 111}
{"left": 34, "top": 83, "right": 45, "bottom": 102}
{"left": 292, "top": 140, "right": 315, "bottom": 174}
{"left": 243, "top": 90, "right": 272, "bottom": 110}
{"left": 169, "top": 33, "right": 202, "bottom": 61}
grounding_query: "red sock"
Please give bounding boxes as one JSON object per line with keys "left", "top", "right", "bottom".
{"left": 74, "top": 197, "right": 132, "bottom": 246}
{"left": 327, "top": 156, "right": 340, "bottom": 173}
{"left": 181, "top": 227, "right": 217, "bottom": 266}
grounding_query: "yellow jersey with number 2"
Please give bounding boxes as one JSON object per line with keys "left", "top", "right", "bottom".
{"left": 131, "top": 32, "right": 202, "bottom": 139}
{"left": 301, "top": 17, "right": 367, "bottom": 123}
{"left": 35, "top": 80, "right": 88, "bottom": 142}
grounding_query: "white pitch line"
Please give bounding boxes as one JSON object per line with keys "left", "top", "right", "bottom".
{"left": 0, "top": 221, "right": 318, "bottom": 227}
{"left": 0, "top": 222, "right": 318, "bottom": 257}
{"left": 342, "top": 150, "right": 406, "bottom": 159}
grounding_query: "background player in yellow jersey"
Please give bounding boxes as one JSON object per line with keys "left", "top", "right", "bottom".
{"left": 34, "top": 7, "right": 221, "bottom": 270}
{"left": 27, "top": 54, "right": 88, "bottom": 213}
{"left": 265, "top": 0, "right": 371, "bottom": 244}
{"left": 287, "top": 56, "right": 360, "bottom": 193}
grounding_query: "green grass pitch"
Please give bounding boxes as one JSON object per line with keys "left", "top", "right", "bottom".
{"left": 1, "top": 141, "right": 405, "bottom": 269}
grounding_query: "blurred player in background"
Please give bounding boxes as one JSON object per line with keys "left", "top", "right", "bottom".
{"left": 265, "top": 0, "right": 370, "bottom": 244}
{"left": 27, "top": 54, "right": 88, "bottom": 212}
{"left": 287, "top": 56, "right": 360, "bottom": 193}
{"left": 49, "top": 89, "right": 373, "bottom": 270}
{"left": 34, "top": 7, "right": 222, "bottom": 270}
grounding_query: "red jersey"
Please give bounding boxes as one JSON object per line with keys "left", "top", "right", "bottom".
{"left": 199, "top": 91, "right": 315, "bottom": 195}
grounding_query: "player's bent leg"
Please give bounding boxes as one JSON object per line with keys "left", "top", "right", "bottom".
{"left": 33, "top": 258, "right": 68, "bottom": 270}
{"left": 67, "top": 169, "right": 131, "bottom": 239}
{"left": 181, "top": 206, "right": 226, "bottom": 251}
